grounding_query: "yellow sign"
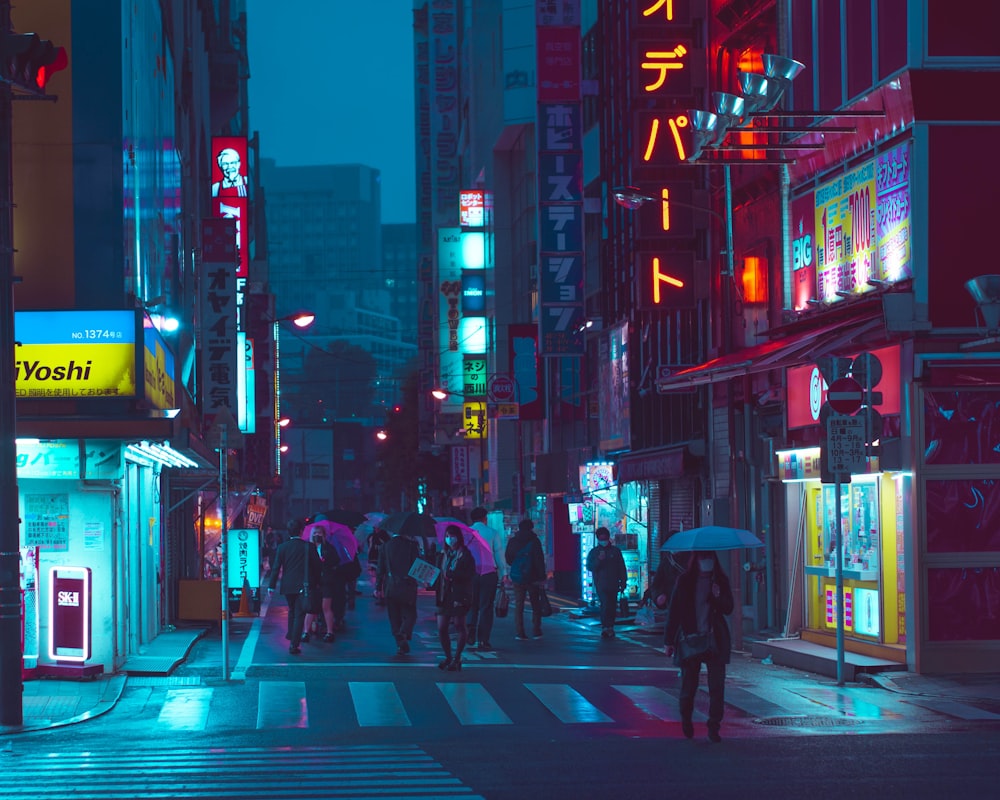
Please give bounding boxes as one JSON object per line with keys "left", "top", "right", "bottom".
{"left": 143, "top": 331, "right": 176, "bottom": 410}
{"left": 463, "top": 402, "right": 487, "bottom": 439}
{"left": 16, "top": 342, "right": 136, "bottom": 398}
{"left": 494, "top": 403, "right": 519, "bottom": 419}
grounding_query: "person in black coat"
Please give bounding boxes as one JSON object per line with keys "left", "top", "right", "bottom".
{"left": 664, "top": 550, "right": 735, "bottom": 742}
{"left": 586, "top": 526, "right": 628, "bottom": 639}
{"left": 435, "top": 524, "right": 476, "bottom": 671}
{"left": 377, "top": 532, "right": 421, "bottom": 655}
{"left": 267, "top": 520, "right": 321, "bottom": 654}
{"left": 505, "top": 519, "right": 547, "bottom": 640}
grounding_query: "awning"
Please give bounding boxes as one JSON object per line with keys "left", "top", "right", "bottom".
{"left": 618, "top": 444, "right": 702, "bottom": 483}
{"left": 656, "top": 312, "right": 884, "bottom": 392}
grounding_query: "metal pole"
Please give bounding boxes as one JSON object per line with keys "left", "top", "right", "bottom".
{"left": 219, "top": 425, "right": 229, "bottom": 680}
{"left": 835, "top": 477, "right": 846, "bottom": 686}
{"left": 0, "top": 0, "right": 23, "bottom": 728}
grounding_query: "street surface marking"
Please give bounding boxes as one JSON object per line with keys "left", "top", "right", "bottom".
{"left": 612, "top": 684, "right": 684, "bottom": 721}
{"left": 525, "top": 683, "right": 614, "bottom": 723}
{"left": 437, "top": 682, "right": 513, "bottom": 725}
{"left": 715, "top": 685, "right": 788, "bottom": 718}
{"left": 350, "top": 681, "right": 412, "bottom": 726}
{"left": 256, "top": 680, "right": 308, "bottom": 728}
{"left": 903, "top": 697, "right": 1000, "bottom": 720}
{"left": 157, "top": 687, "right": 213, "bottom": 730}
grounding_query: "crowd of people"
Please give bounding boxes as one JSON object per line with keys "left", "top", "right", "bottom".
{"left": 265, "top": 508, "right": 735, "bottom": 742}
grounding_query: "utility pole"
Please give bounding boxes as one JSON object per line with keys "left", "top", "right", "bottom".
{"left": 0, "top": 0, "right": 21, "bottom": 728}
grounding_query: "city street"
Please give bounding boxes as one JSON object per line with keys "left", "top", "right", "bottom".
{"left": 2, "top": 577, "right": 999, "bottom": 799}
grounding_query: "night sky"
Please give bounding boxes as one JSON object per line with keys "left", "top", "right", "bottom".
{"left": 246, "top": 1, "right": 417, "bottom": 224}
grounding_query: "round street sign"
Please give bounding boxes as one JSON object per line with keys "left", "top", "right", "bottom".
{"left": 827, "top": 376, "right": 864, "bottom": 415}
{"left": 487, "top": 374, "right": 516, "bottom": 404}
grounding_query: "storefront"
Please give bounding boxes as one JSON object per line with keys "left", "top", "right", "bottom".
{"left": 778, "top": 343, "right": 908, "bottom": 663}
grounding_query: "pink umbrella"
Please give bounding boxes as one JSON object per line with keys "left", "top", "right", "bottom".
{"left": 303, "top": 520, "right": 359, "bottom": 560}
{"left": 434, "top": 520, "right": 496, "bottom": 576}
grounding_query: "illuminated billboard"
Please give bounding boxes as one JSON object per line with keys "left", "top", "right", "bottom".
{"left": 15, "top": 310, "right": 137, "bottom": 399}
{"left": 210, "top": 136, "right": 250, "bottom": 279}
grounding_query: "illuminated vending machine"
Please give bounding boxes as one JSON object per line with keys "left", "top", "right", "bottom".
{"left": 568, "top": 499, "right": 597, "bottom": 603}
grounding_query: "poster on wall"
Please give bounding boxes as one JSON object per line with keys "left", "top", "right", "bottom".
{"left": 23, "top": 493, "right": 70, "bottom": 551}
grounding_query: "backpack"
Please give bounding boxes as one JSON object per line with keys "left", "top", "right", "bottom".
{"left": 509, "top": 541, "right": 534, "bottom": 584}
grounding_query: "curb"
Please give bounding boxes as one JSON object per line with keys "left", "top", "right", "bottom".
{"left": 1, "top": 674, "right": 127, "bottom": 735}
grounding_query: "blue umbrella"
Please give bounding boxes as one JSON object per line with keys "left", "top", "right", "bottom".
{"left": 660, "top": 526, "right": 764, "bottom": 552}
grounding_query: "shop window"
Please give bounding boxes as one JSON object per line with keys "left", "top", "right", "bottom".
{"left": 927, "top": 567, "right": 1000, "bottom": 641}
{"left": 926, "top": 479, "right": 1000, "bottom": 553}
{"left": 924, "top": 390, "right": 1000, "bottom": 465}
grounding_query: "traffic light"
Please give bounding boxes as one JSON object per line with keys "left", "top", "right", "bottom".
{"left": 1, "top": 32, "right": 67, "bottom": 93}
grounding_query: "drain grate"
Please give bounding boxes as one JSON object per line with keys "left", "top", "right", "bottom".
{"left": 754, "top": 715, "right": 864, "bottom": 727}
{"left": 127, "top": 676, "right": 203, "bottom": 687}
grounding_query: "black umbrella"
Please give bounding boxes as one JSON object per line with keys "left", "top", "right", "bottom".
{"left": 380, "top": 511, "right": 436, "bottom": 539}
{"left": 318, "top": 509, "right": 367, "bottom": 529}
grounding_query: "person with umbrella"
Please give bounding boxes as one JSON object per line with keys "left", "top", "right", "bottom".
{"left": 664, "top": 550, "right": 735, "bottom": 742}
{"left": 586, "top": 526, "right": 628, "bottom": 639}
{"left": 435, "top": 524, "right": 476, "bottom": 671}
{"left": 377, "top": 526, "right": 422, "bottom": 655}
{"left": 267, "top": 518, "right": 322, "bottom": 655}
{"left": 466, "top": 506, "right": 505, "bottom": 651}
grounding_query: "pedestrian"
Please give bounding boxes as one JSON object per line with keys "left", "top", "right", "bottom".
{"left": 466, "top": 506, "right": 504, "bottom": 651}
{"left": 664, "top": 550, "right": 735, "bottom": 742}
{"left": 267, "top": 519, "right": 321, "bottom": 654}
{"left": 435, "top": 524, "right": 476, "bottom": 671}
{"left": 586, "top": 526, "right": 628, "bottom": 639}
{"left": 504, "top": 519, "right": 546, "bottom": 641}
{"left": 307, "top": 528, "right": 347, "bottom": 642}
{"left": 377, "top": 529, "right": 421, "bottom": 655}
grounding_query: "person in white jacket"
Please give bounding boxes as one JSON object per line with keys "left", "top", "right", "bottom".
{"left": 467, "top": 506, "right": 505, "bottom": 651}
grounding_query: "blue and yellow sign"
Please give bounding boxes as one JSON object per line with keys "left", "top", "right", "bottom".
{"left": 15, "top": 310, "right": 137, "bottom": 398}
{"left": 143, "top": 318, "right": 176, "bottom": 410}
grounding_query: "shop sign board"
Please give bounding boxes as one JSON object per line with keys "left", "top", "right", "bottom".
{"left": 227, "top": 529, "right": 260, "bottom": 598}
{"left": 826, "top": 414, "right": 867, "bottom": 475}
{"left": 49, "top": 566, "right": 91, "bottom": 662}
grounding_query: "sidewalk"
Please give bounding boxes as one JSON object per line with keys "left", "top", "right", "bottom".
{"left": 3, "top": 626, "right": 207, "bottom": 735}
{"left": 4, "top": 604, "right": 998, "bottom": 734}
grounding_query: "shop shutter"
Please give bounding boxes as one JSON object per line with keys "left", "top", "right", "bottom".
{"left": 649, "top": 481, "right": 663, "bottom": 571}
{"left": 668, "top": 478, "right": 695, "bottom": 535}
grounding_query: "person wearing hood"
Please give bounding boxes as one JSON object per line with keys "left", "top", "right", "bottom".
{"left": 504, "top": 519, "right": 547, "bottom": 640}
{"left": 664, "top": 550, "right": 735, "bottom": 742}
{"left": 586, "top": 526, "right": 628, "bottom": 639}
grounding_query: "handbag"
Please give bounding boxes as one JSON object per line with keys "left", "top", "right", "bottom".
{"left": 676, "top": 629, "right": 715, "bottom": 663}
{"left": 537, "top": 585, "right": 553, "bottom": 617}
{"left": 494, "top": 585, "right": 510, "bottom": 618}
{"left": 635, "top": 601, "right": 657, "bottom": 627}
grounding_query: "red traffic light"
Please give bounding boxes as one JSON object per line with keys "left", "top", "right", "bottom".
{"left": 1, "top": 33, "right": 67, "bottom": 93}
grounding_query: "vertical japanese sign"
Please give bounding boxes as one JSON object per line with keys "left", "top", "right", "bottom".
{"left": 536, "top": 1, "right": 584, "bottom": 356}
{"left": 630, "top": 1, "right": 703, "bottom": 312}
{"left": 509, "top": 323, "right": 543, "bottom": 420}
{"left": 791, "top": 191, "right": 817, "bottom": 311}
{"left": 429, "top": 1, "right": 460, "bottom": 229}
{"left": 201, "top": 218, "right": 239, "bottom": 420}
{"left": 209, "top": 136, "right": 249, "bottom": 280}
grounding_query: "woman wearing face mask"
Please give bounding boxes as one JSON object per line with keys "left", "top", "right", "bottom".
{"left": 435, "top": 524, "right": 476, "bottom": 671}
{"left": 664, "top": 550, "right": 734, "bottom": 743}
{"left": 586, "top": 526, "right": 628, "bottom": 639}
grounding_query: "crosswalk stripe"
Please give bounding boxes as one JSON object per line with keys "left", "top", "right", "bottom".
{"left": 612, "top": 684, "right": 686, "bottom": 721}
{"left": 0, "top": 745, "right": 484, "bottom": 799}
{"left": 157, "top": 686, "right": 213, "bottom": 730}
{"left": 721, "top": 686, "right": 790, "bottom": 719}
{"left": 256, "top": 680, "right": 308, "bottom": 728}
{"left": 437, "top": 681, "right": 513, "bottom": 725}
{"left": 350, "top": 680, "right": 412, "bottom": 726}
{"left": 525, "top": 683, "right": 614, "bottom": 723}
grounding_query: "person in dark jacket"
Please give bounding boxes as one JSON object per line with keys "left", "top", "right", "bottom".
{"left": 504, "top": 519, "right": 547, "bottom": 640}
{"left": 435, "top": 524, "right": 476, "bottom": 671}
{"left": 586, "top": 526, "right": 628, "bottom": 638}
{"left": 267, "top": 519, "right": 322, "bottom": 654}
{"left": 664, "top": 550, "right": 735, "bottom": 742}
{"left": 377, "top": 531, "right": 421, "bottom": 655}
{"left": 367, "top": 527, "right": 391, "bottom": 604}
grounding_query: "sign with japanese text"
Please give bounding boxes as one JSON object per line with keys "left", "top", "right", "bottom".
{"left": 24, "top": 493, "right": 70, "bottom": 550}
{"left": 14, "top": 310, "right": 137, "bottom": 399}
{"left": 200, "top": 218, "right": 239, "bottom": 419}
{"left": 429, "top": 0, "right": 460, "bottom": 229}
{"left": 633, "top": 40, "right": 692, "bottom": 98}
{"left": 210, "top": 136, "right": 249, "bottom": 279}
{"left": 460, "top": 189, "right": 486, "bottom": 227}
{"left": 463, "top": 402, "right": 487, "bottom": 439}
{"left": 638, "top": 250, "right": 695, "bottom": 308}
{"left": 451, "top": 444, "right": 469, "bottom": 485}
{"left": 826, "top": 414, "right": 867, "bottom": 475}
{"left": 813, "top": 143, "right": 912, "bottom": 301}
{"left": 537, "top": 2, "right": 584, "bottom": 357}
{"left": 509, "top": 324, "right": 543, "bottom": 420}
{"left": 227, "top": 529, "right": 261, "bottom": 595}
{"left": 142, "top": 316, "right": 176, "bottom": 410}
{"left": 631, "top": 0, "right": 694, "bottom": 26}
{"left": 438, "top": 227, "right": 465, "bottom": 406}
{"left": 463, "top": 357, "right": 487, "bottom": 397}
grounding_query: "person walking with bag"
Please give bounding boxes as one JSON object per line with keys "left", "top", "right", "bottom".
{"left": 267, "top": 520, "right": 321, "bottom": 654}
{"left": 586, "top": 526, "right": 628, "bottom": 639}
{"left": 377, "top": 530, "right": 421, "bottom": 655}
{"left": 467, "top": 506, "right": 504, "bottom": 651}
{"left": 505, "top": 519, "right": 546, "bottom": 640}
{"left": 664, "top": 550, "right": 734, "bottom": 742}
{"left": 435, "top": 524, "right": 476, "bottom": 671}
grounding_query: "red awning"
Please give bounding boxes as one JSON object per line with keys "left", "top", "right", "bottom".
{"left": 656, "top": 313, "right": 884, "bottom": 392}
